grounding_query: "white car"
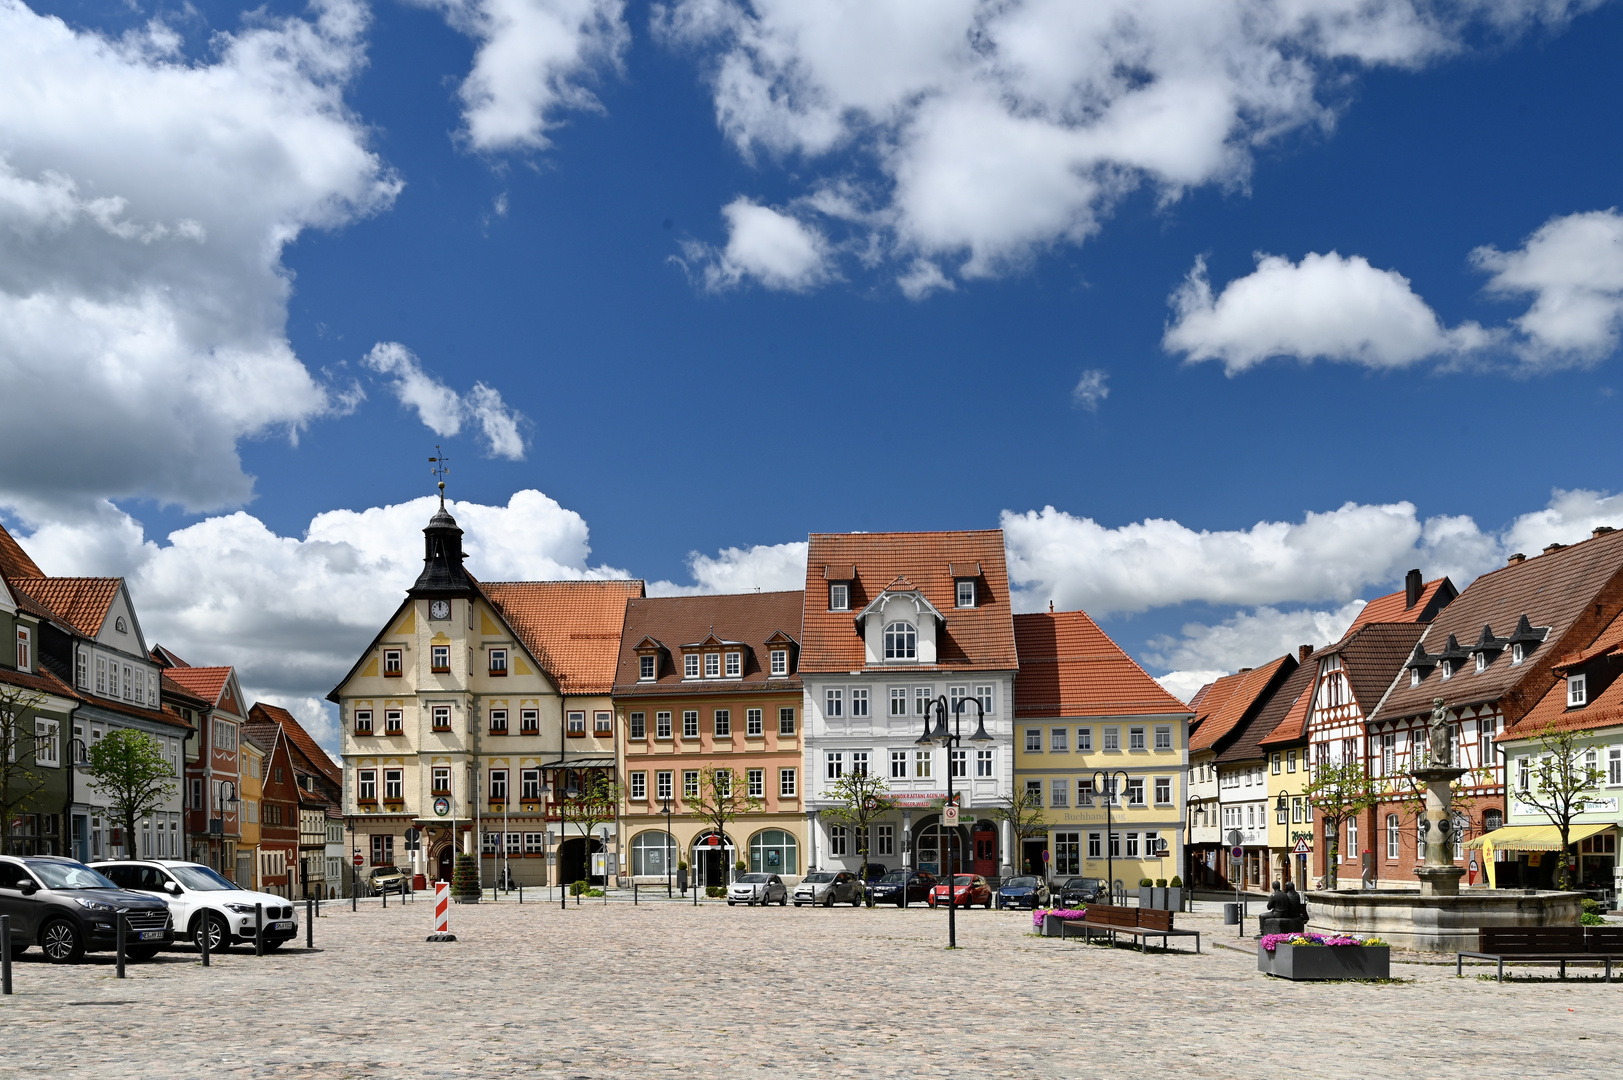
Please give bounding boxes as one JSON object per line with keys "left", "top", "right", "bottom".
{"left": 727, "top": 873, "right": 787, "bottom": 906}
{"left": 93, "top": 860, "right": 300, "bottom": 952}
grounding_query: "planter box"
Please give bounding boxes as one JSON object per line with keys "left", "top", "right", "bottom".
{"left": 1042, "top": 914, "right": 1067, "bottom": 937}
{"left": 1258, "top": 943, "right": 1390, "bottom": 981}
{"left": 1138, "top": 887, "right": 1153, "bottom": 908}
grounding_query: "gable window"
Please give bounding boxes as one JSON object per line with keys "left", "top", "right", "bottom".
{"left": 884, "top": 622, "right": 917, "bottom": 661}
{"left": 489, "top": 709, "right": 508, "bottom": 734}
{"left": 682, "top": 711, "right": 699, "bottom": 738}
{"left": 825, "top": 689, "right": 843, "bottom": 718}
{"left": 383, "top": 649, "right": 402, "bottom": 676}
{"left": 358, "top": 770, "right": 377, "bottom": 801}
{"left": 383, "top": 769, "right": 404, "bottom": 801}
{"left": 488, "top": 648, "right": 507, "bottom": 676}
{"left": 705, "top": 653, "right": 721, "bottom": 678}
{"left": 850, "top": 689, "right": 869, "bottom": 718}
{"left": 1569, "top": 673, "right": 1588, "bottom": 707}
{"left": 778, "top": 707, "right": 796, "bottom": 735}
{"left": 595, "top": 711, "right": 612, "bottom": 735}
{"left": 354, "top": 710, "right": 373, "bottom": 735}
{"left": 770, "top": 649, "right": 788, "bottom": 676}
{"left": 829, "top": 583, "right": 849, "bottom": 611}
{"left": 431, "top": 706, "right": 452, "bottom": 731}
{"left": 684, "top": 654, "right": 700, "bottom": 679}
{"left": 724, "top": 652, "right": 742, "bottom": 677}
{"left": 714, "top": 709, "right": 731, "bottom": 737}
{"left": 630, "top": 712, "right": 647, "bottom": 740}
{"left": 15, "top": 627, "right": 30, "bottom": 670}
{"left": 656, "top": 712, "right": 672, "bottom": 739}
{"left": 746, "top": 708, "right": 763, "bottom": 736}
{"left": 567, "top": 711, "right": 586, "bottom": 736}
{"left": 956, "top": 580, "right": 976, "bottom": 608}
{"left": 430, "top": 645, "right": 450, "bottom": 672}
{"left": 640, "top": 654, "right": 656, "bottom": 681}
{"left": 519, "top": 709, "right": 538, "bottom": 734}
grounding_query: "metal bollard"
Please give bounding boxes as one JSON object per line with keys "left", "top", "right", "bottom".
{"left": 200, "top": 914, "right": 211, "bottom": 967}
{"left": 518, "top": 885, "right": 523, "bottom": 905}
{"left": 254, "top": 904, "right": 264, "bottom": 957}
{"left": 116, "top": 916, "right": 126, "bottom": 979}
{"left": 352, "top": 885, "right": 357, "bottom": 913}
{"left": 306, "top": 898, "right": 314, "bottom": 949}
{"left": 634, "top": 882, "right": 638, "bottom": 906}
{"left": 382, "top": 885, "right": 387, "bottom": 909}
{"left": 2, "top": 914, "right": 12, "bottom": 994}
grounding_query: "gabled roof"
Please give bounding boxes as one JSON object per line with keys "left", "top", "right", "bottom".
{"left": 1012, "top": 610, "right": 1191, "bottom": 718}
{"left": 0, "top": 520, "right": 43, "bottom": 580}
{"left": 1186, "top": 683, "right": 1214, "bottom": 712}
{"left": 1505, "top": 606, "right": 1623, "bottom": 738}
{"left": 1372, "top": 529, "right": 1623, "bottom": 723}
{"left": 12, "top": 577, "right": 122, "bottom": 638}
{"left": 801, "top": 531, "right": 1016, "bottom": 673}
{"left": 614, "top": 591, "right": 804, "bottom": 695}
{"left": 1254, "top": 658, "right": 1321, "bottom": 749}
{"left": 481, "top": 579, "right": 646, "bottom": 695}
{"left": 1189, "top": 655, "right": 1295, "bottom": 753}
{"left": 1218, "top": 657, "right": 1313, "bottom": 764}
{"left": 1334, "top": 622, "right": 1429, "bottom": 714}
{"left": 150, "top": 644, "right": 191, "bottom": 669}
{"left": 161, "top": 666, "right": 232, "bottom": 709}
{"left": 1345, "top": 577, "right": 1455, "bottom": 636}
{"left": 160, "top": 673, "right": 212, "bottom": 711}
{"left": 0, "top": 664, "right": 77, "bottom": 701}
{"left": 249, "top": 702, "right": 341, "bottom": 785}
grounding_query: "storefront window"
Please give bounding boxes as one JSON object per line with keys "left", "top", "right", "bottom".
{"left": 631, "top": 831, "right": 675, "bottom": 877}
{"left": 750, "top": 829, "right": 798, "bottom": 874}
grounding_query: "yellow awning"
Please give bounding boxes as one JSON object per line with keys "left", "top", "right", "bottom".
{"left": 1465, "top": 823, "right": 1614, "bottom": 852}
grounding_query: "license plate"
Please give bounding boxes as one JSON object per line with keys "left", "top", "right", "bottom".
{"left": 272, "top": 921, "right": 293, "bottom": 931}
{"left": 138, "top": 931, "right": 164, "bottom": 941}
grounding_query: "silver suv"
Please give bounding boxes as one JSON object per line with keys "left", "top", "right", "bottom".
{"left": 792, "top": 871, "right": 862, "bottom": 907}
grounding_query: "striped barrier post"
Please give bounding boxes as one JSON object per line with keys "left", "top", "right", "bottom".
{"left": 427, "top": 881, "right": 456, "bottom": 942}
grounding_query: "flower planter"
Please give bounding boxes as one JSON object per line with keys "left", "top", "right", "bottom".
{"left": 1258, "top": 943, "right": 1390, "bottom": 980}
{"left": 1042, "top": 914, "right": 1066, "bottom": 937}
{"left": 1138, "top": 887, "right": 1153, "bottom": 908}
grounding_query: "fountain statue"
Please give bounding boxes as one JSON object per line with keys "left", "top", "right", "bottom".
{"left": 1412, "top": 697, "right": 1467, "bottom": 897}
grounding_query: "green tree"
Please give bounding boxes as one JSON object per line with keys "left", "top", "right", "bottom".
{"left": 86, "top": 728, "right": 177, "bottom": 860}
{"left": 690, "top": 767, "right": 761, "bottom": 882}
{"left": 824, "top": 770, "right": 898, "bottom": 906}
{"left": 1303, "top": 759, "right": 1379, "bottom": 890}
{"left": 0, "top": 684, "right": 51, "bottom": 855}
{"left": 560, "top": 772, "right": 619, "bottom": 869}
{"left": 990, "top": 785, "right": 1047, "bottom": 873}
{"left": 1513, "top": 724, "right": 1606, "bottom": 890}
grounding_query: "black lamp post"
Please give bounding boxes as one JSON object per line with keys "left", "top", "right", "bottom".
{"left": 661, "top": 794, "right": 674, "bottom": 898}
{"left": 917, "top": 694, "right": 993, "bottom": 949}
{"left": 1186, "top": 794, "right": 1205, "bottom": 889}
{"left": 1091, "top": 768, "right": 1130, "bottom": 904}
{"left": 64, "top": 738, "right": 91, "bottom": 861}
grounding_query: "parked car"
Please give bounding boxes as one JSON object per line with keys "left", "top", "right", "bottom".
{"left": 365, "top": 865, "right": 409, "bottom": 896}
{"left": 94, "top": 859, "right": 300, "bottom": 952}
{"left": 0, "top": 855, "right": 174, "bottom": 964}
{"left": 996, "top": 875, "right": 1051, "bottom": 909}
{"left": 728, "top": 873, "right": 788, "bottom": 906}
{"left": 1057, "top": 876, "right": 1109, "bottom": 907}
{"left": 867, "top": 870, "right": 937, "bottom": 906}
{"left": 793, "top": 871, "right": 862, "bottom": 907}
{"left": 854, "top": 863, "right": 888, "bottom": 883}
{"left": 927, "top": 874, "right": 993, "bottom": 909}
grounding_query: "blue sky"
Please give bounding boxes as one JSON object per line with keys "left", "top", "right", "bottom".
{"left": 4, "top": 0, "right": 1623, "bottom": 746}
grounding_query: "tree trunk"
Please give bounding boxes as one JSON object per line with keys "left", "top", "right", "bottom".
{"left": 1325, "top": 834, "right": 1339, "bottom": 891}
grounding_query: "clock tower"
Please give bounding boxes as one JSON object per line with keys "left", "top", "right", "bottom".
{"left": 409, "top": 501, "right": 475, "bottom": 602}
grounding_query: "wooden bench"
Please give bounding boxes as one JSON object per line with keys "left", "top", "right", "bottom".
{"left": 1456, "top": 927, "right": 1623, "bottom": 982}
{"left": 1059, "top": 904, "right": 1201, "bottom": 954}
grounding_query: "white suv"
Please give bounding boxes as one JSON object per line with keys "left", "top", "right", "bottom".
{"left": 93, "top": 860, "right": 300, "bottom": 952}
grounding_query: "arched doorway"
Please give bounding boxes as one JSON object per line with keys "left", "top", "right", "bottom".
{"left": 749, "top": 829, "right": 798, "bottom": 875}
{"left": 434, "top": 843, "right": 454, "bottom": 883}
{"left": 912, "top": 815, "right": 969, "bottom": 878}
{"left": 691, "top": 831, "right": 735, "bottom": 888}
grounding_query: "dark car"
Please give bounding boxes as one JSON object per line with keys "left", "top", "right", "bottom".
{"left": 1057, "top": 876, "right": 1108, "bottom": 907}
{"left": 0, "top": 855, "right": 174, "bottom": 964}
{"left": 996, "top": 875, "right": 1051, "bottom": 909}
{"left": 868, "top": 870, "right": 937, "bottom": 906}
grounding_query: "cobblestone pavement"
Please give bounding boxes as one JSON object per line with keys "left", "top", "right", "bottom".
{"left": 2, "top": 901, "right": 1617, "bottom": 1079}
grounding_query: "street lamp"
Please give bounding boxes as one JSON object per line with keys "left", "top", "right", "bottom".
{"left": 661, "top": 794, "right": 674, "bottom": 898}
{"left": 917, "top": 694, "right": 993, "bottom": 948}
{"left": 1186, "top": 794, "right": 1205, "bottom": 889}
{"left": 1091, "top": 768, "right": 1130, "bottom": 905}
{"left": 599, "top": 825, "right": 612, "bottom": 906}
{"left": 63, "top": 738, "right": 92, "bottom": 861}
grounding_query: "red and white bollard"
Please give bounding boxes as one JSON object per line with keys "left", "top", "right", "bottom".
{"left": 426, "top": 881, "right": 457, "bottom": 942}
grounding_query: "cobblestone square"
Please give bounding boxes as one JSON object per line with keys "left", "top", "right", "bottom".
{"left": 2, "top": 901, "right": 1618, "bottom": 1079}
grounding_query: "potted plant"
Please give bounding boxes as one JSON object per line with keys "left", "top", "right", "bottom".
{"left": 1137, "top": 877, "right": 1154, "bottom": 908}
{"left": 1035, "top": 908, "right": 1088, "bottom": 937}
{"left": 677, "top": 860, "right": 689, "bottom": 895}
{"left": 1168, "top": 875, "right": 1184, "bottom": 912}
{"left": 451, "top": 853, "right": 481, "bottom": 904}
{"left": 1257, "top": 933, "right": 1390, "bottom": 980}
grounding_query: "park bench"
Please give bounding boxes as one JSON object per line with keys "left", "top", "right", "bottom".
{"left": 1059, "top": 904, "right": 1201, "bottom": 954}
{"left": 1456, "top": 927, "right": 1623, "bottom": 982}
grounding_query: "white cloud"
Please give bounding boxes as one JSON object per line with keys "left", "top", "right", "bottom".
{"left": 1144, "top": 601, "right": 1364, "bottom": 673}
{"left": 897, "top": 259, "right": 953, "bottom": 300}
{"left": 423, "top": 0, "right": 628, "bottom": 152}
{"left": 1153, "top": 670, "right": 1225, "bottom": 708}
{"left": 1163, "top": 252, "right": 1491, "bottom": 372}
{"left": 1071, "top": 369, "right": 1109, "bottom": 411}
{"left": 650, "top": 541, "right": 809, "bottom": 596}
{"left": 658, "top": 0, "right": 1594, "bottom": 286}
{"left": 0, "top": 0, "right": 400, "bottom": 519}
{"left": 682, "top": 198, "right": 833, "bottom": 292}
{"left": 363, "top": 342, "right": 527, "bottom": 459}
{"left": 1499, "top": 487, "right": 1623, "bottom": 558}
{"left": 1472, "top": 208, "right": 1623, "bottom": 366}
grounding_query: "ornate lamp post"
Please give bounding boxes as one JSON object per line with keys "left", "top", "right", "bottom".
{"left": 917, "top": 694, "right": 993, "bottom": 948}
{"left": 1092, "top": 768, "right": 1130, "bottom": 904}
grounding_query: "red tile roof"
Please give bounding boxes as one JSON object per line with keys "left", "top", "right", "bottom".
{"left": 613, "top": 591, "right": 804, "bottom": 695}
{"left": 0, "top": 664, "right": 77, "bottom": 700}
{"left": 161, "top": 666, "right": 232, "bottom": 708}
{"left": 1188, "top": 655, "right": 1295, "bottom": 752}
{"left": 161, "top": 673, "right": 212, "bottom": 710}
{"left": 1217, "top": 657, "right": 1314, "bottom": 763}
{"left": 1505, "top": 607, "right": 1623, "bottom": 738}
{"left": 249, "top": 702, "right": 341, "bottom": 784}
{"left": 0, "top": 521, "right": 43, "bottom": 579}
{"left": 1258, "top": 678, "right": 1315, "bottom": 747}
{"left": 481, "top": 579, "right": 646, "bottom": 695}
{"left": 1345, "top": 577, "right": 1454, "bottom": 636}
{"left": 1012, "top": 610, "right": 1190, "bottom": 717}
{"left": 801, "top": 531, "right": 1016, "bottom": 673}
{"left": 11, "top": 577, "right": 122, "bottom": 638}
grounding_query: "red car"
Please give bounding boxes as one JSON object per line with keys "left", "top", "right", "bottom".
{"left": 927, "top": 874, "right": 992, "bottom": 909}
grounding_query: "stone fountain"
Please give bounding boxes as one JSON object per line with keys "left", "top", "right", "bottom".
{"left": 1305, "top": 698, "right": 1581, "bottom": 952}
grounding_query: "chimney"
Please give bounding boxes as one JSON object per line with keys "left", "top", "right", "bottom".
{"left": 1298, "top": 644, "right": 1313, "bottom": 663}
{"left": 1508, "top": 553, "right": 1526, "bottom": 565}
{"left": 1594, "top": 526, "right": 1617, "bottom": 539}
{"left": 1049, "top": 600, "right": 1054, "bottom": 613}
{"left": 1238, "top": 668, "right": 1253, "bottom": 674}
{"left": 1404, "top": 568, "right": 1423, "bottom": 610}
{"left": 1543, "top": 543, "right": 1566, "bottom": 555}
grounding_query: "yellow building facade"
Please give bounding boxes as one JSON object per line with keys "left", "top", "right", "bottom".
{"left": 237, "top": 737, "right": 264, "bottom": 890}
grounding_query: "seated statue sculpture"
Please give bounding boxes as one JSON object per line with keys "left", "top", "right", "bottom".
{"left": 1258, "top": 881, "right": 1308, "bottom": 934}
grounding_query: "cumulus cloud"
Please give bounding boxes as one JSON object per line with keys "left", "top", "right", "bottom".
{"left": 363, "top": 342, "right": 527, "bottom": 459}
{"left": 0, "top": 0, "right": 400, "bottom": 519}
{"left": 1145, "top": 601, "right": 1365, "bottom": 673}
{"left": 680, "top": 198, "right": 833, "bottom": 292}
{"left": 1472, "top": 208, "right": 1623, "bottom": 366}
{"left": 650, "top": 541, "right": 809, "bottom": 596}
{"left": 657, "top": 0, "right": 1596, "bottom": 287}
{"left": 1163, "top": 252, "right": 1492, "bottom": 372}
{"left": 1154, "top": 670, "right": 1226, "bottom": 708}
{"left": 422, "top": 0, "right": 628, "bottom": 152}
{"left": 1071, "top": 369, "right": 1109, "bottom": 411}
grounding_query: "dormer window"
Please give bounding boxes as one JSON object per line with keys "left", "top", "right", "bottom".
{"left": 830, "top": 583, "right": 849, "bottom": 611}
{"left": 1474, "top": 652, "right": 1486, "bottom": 673}
{"left": 956, "top": 580, "right": 976, "bottom": 608}
{"left": 724, "top": 652, "right": 741, "bottom": 677}
{"left": 1440, "top": 661, "right": 1452, "bottom": 681}
{"left": 1569, "top": 673, "right": 1588, "bottom": 707}
{"left": 1410, "top": 669, "right": 1421, "bottom": 687}
{"left": 15, "top": 626, "right": 30, "bottom": 671}
{"left": 705, "top": 653, "right": 721, "bottom": 678}
{"left": 684, "top": 653, "right": 700, "bottom": 678}
{"left": 770, "top": 649, "right": 788, "bottom": 676}
{"left": 640, "top": 655, "right": 656, "bottom": 681}
{"left": 1512, "top": 644, "right": 1524, "bottom": 665}
{"left": 883, "top": 621, "right": 917, "bottom": 661}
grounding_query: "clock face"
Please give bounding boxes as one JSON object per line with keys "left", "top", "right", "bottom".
{"left": 430, "top": 600, "right": 451, "bottom": 620}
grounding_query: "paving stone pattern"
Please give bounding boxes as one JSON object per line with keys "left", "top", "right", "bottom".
{"left": 1, "top": 904, "right": 1617, "bottom": 1079}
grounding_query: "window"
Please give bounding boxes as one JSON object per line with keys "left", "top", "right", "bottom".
{"left": 705, "top": 653, "right": 721, "bottom": 678}
{"left": 432, "top": 706, "right": 452, "bottom": 731}
{"left": 631, "top": 831, "right": 676, "bottom": 876}
{"left": 431, "top": 645, "right": 450, "bottom": 672}
{"left": 829, "top": 583, "right": 849, "bottom": 611}
{"left": 628, "top": 769, "right": 647, "bottom": 800}
{"left": 108, "top": 662, "right": 117, "bottom": 698}
{"left": 1076, "top": 727, "right": 1093, "bottom": 752}
{"left": 747, "top": 708, "right": 763, "bottom": 736}
{"left": 386, "top": 710, "right": 403, "bottom": 734}
{"left": 523, "top": 832, "right": 545, "bottom": 855}
{"left": 770, "top": 649, "right": 788, "bottom": 676}
{"left": 1512, "top": 643, "right": 1525, "bottom": 665}
{"left": 825, "top": 689, "right": 843, "bottom": 718}
{"left": 976, "top": 748, "right": 994, "bottom": 777}
{"left": 567, "top": 711, "right": 586, "bottom": 736}
{"left": 851, "top": 751, "right": 870, "bottom": 776}
{"left": 829, "top": 825, "right": 848, "bottom": 856}
{"left": 685, "top": 654, "right": 700, "bottom": 679}
{"left": 1292, "top": 797, "right": 1303, "bottom": 824}
{"left": 1484, "top": 808, "right": 1503, "bottom": 832}
{"left": 1050, "top": 779, "right": 1069, "bottom": 808}
{"left": 682, "top": 711, "right": 699, "bottom": 739}
{"left": 890, "top": 688, "right": 909, "bottom": 716}
{"left": 656, "top": 771, "right": 673, "bottom": 801}
{"left": 875, "top": 824, "right": 895, "bottom": 857}
{"left": 1078, "top": 778, "right": 1095, "bottom": 807}
{"left": 1050, "top": 728, "right": 1068, "bottom": 752}
{"left": 95, "top": 655, "right": 106, "bottom": 694}
{"left": 15, "top": 627, "right": 30, "bottom": 670}
{"left": 521, "top": 769, "right": 541, "bottom": 800}
{"left": 1125, "top": 832, "right": 1140, "bottom": 858}
{"left": 779, "top": 707, "right": 796, "bottom": 735}
{"left": 1411, "top": 669, "right": 1422, "bottom": 688}
{"left": 489, "top": 709, "right": 508, "bottom": 734}
{"left": 1051, "top": 832, "right": 1080, "bottom": 876}
{"left": 432, "top": 767, "right": 450, "bottom": 794}
{"left": 371, "top": 835, "right": 394, "bottom": 866}
{"left": 1154, "top": 776, "right": 1171, "bottom": 805}
{"left": 826, "top": 751, "right": 844, "bottom": 780}
{"left": 915, "top": 687, "right": 931, "bottom": 716}
{"left": 955, "top": 579, "right": 976, "bottom": 608}
{"left": 630, "top": 712, "right": 646, "bottom": 740}
{"left": 383, "top": 769, "right": 403, "bottom": 800}
{"left": 751, "top": 829, "right": 799, "bottom": 873}
{"left": 1440, "top": 660, "right": 1453, "bottom": 681}
{"left": 488, "top": 648, "right": 507, "bottom": 676}
{"left": 482, "top": 832, "right": 499, "bottom": 855}
{"left": 1611, "top": 747, "right": 1622, "bottom": 786}
{"left": 714, "top": 709, "right": 731, "bottom": 736}
{"left": 1346, "top": 817, "right": 1358, "bottom": 862}
{"left": 358, "top": 770, "right": 378, "bottom": 801}
{"left": 354, "top": 709, "right": 373, "bottom": 735}
{"left": 1103, "top": 726, "right": 1120, "bottom": 751}
{"left": 1569, "top": 674, "right": 1588, "bottom": 707}
{"left": 683, "top": 771, "right": 700, "bottom": 799}
{"left": 975, "top": 685, "right": 993, "bottom": 715}
{"left": 75, "top": 649, "right": 87, "bottom": 688}
{"left": 1129, "top": 726, "right": 1146, "bottom": 751}
{"left": 1276, "top": 800, "right": 1288, "bottom": 825}
{"left": 1386, "top": 814, "right": 1400, "bottom": 859}
{"left": 724, "top": 652, "right": 741, "bottom": 677}
{"left": 714, "top": 770, "right": 733, "bottom": 798}
{"left": 851, "top": 689, "right": 870, "bottom": 718}
{"left": 747, "top": 769, "right": 764, "bottom": 798}
{"left": 1088, "top": 832, "right": 1102, "bottom": 859}
{"left": 884, "top": 622, "right": 917, "bottom": 661}
{"left": 949, "top": 686, "right": 966, "bottom": 711}
{"left": 1026, "top": 729, "right": 1043, "bottom": 752}
{"left": 1025, "top": 779, "right": 1043, "bottom": 807}
{"left": 595, "top": 711, "right": 612, "bottom": 736}
{"left": 1286, "top": 748, "right": 1296, "bottom": 773}
{"left": 656, "top": 712, "right": 673, "bottom": 739}
{"left": 779, "top": 769, "right": 797, "bottom": 798}
{"left": 640, "top": 654, "right": 656, "bottom": 681}
{"left": 1479, "top": 718, "right": 1495, "bottom": 768}
{"left": 1518, "top": 756, "right": 1530, "bottom": 791}
{"left": 1155, "top": 725, "right": 1173, "bottom": 752}
{"left": 1475, "top": 652, "right": 1487, "bottom": 674}
{"left": 489, "top": 770, "right": 508, "bottom": 801}
{"left": 383, "top": 648, "right": 402, "bottom": 676}
{"left": 1126, "top": 778, "right": 1145, "bottom": 806}
{"left": 950, "top": 748, "right": 967, "bottom": 778}
{"left": 890, "top": 750, "right": 908, "bottom": 779}
{"left": 905, "top": 749, "right": 929, "bottom": 779}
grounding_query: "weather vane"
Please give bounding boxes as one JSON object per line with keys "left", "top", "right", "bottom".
{"left": 429, "top": 446, "right": 451, "bottom": 508}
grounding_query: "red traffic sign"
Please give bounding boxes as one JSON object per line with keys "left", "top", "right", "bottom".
{"left": 1231, "top": 846, "right": 1244, "bottom": 859}
{"left": 1293, "top": 838, "right": 1310, "bottom": 854}
{"left": 352, "top": 854, "right": 364, "bottom": 866}
{"left": 1041, "top": 850, "right": 1050, "bottom": 861}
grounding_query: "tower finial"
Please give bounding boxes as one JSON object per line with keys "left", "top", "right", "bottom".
{"left": 429, "top": 447, "right": 451, "bottom": 509}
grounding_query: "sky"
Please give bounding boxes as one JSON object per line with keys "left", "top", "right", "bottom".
{"left": 4, "top": 0, "right": 1623, "bottom": 753}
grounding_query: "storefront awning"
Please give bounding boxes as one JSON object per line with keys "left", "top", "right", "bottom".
{"left": 1465, "top": 823, "right": 1613, "bottom": 852}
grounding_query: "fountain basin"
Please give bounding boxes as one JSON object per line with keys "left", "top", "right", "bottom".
{"left": 1306, "top": 889, "right": 1583, "bottom": 952}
